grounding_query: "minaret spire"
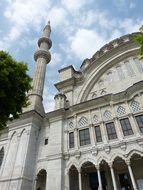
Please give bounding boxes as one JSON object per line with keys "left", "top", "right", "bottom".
{"left": 25, "top": 22, "right": 52, "bottom": 116}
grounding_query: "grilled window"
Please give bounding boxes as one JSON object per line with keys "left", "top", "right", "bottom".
{"left": 135, "top": 115, "right": 143, "bottom": 133}
{"left": 79, "top": 128, "right": 90, "bottom": 146}
{"left": 95, "top": 126, "right": 102, "bottom": 142}
{"left": 120, "top": 118, "right": 133, "bottom": 136}
{"left": 69, "top": 132, "right": 74, "bottom": 148}
{"left": 106, "top": 122, "right": 117, "bottom": 140}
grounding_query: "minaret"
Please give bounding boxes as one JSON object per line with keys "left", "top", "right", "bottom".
{"left": 26, "top": 21, "right": 52, "bottom": 115}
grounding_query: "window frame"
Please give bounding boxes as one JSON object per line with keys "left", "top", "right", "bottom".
{"left": 69, "top": 132, "right": 74, "bottom": 149}
{"left": 79, "top": 128, "right": 91, "bottom": 146}
{"left": 135, "top": 114, "right": 143, "bottom": 133}
{"left": 105, "top": 122, "right": 117, "bottom": 140}
{"left": 94, "top": 125, "right": 102, "bottom": 142}
{"left": 120, "top": 118, "right": 133, "bottom": 136}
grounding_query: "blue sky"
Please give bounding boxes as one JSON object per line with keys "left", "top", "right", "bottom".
{"left": 0, "top": 0, "right": 143, "bottom": 112}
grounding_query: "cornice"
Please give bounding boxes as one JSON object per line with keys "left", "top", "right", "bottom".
{"left": 80, "top": 32, "right": 140, "bottom": 71}
{"left": 66, "top": 80, "right": 143, "bottom": 116}
{"left": 45, "top": 108, "right": 66, "bottom": 122}
{"left": 7, "top": 110, "right": 44, "bottom": 129}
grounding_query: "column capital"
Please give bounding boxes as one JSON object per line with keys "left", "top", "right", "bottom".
{"left": 108, "top": 162, "right": 113, "bottom": 168}
{"left": 95, "top": 165, "right": 100, "bottom": 170}
{"left": 126, "top": 159, "right": 131, "bottom": 166}
{"left": 78, "top": 168, "right": 81, "bottom": 173}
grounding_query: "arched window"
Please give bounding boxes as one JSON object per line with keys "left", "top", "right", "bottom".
{"left": 78, "top": 117, "right": 88, "bottom": 127}
{"left": 0, "top": 147, "right": 4, "bottom": 167}
{"left": 36, "top": 169, "right": 47, "bottom": 190}
{"left": 117, "top": 106, "right": 126, "bottom": 116}
{"left": 93, "top": 115, "right": 98, "bottom": 124}
{"left": 103, "top": 110, "right": 112, "bottom": 121}
{"left": 69, "top": 122, "right": 74, "bottom": 129}
{"left": 130, "top": 101, "right": 141, "bottom": 113}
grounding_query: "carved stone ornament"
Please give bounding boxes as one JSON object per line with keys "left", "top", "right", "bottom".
{"left": 120, "top": 141, "right": 127, "bottom": 151}
{"left": 74, "top": 150, "right": 81, "bottom": 159}
{"left": 104, "top": 145, "right": 111, "bottom": 154}
{"left": 136, "top": 138, "right": 143, "bottom": 147}
{"left": 64, "top": 152, "right": 70, "bottom": 160}
{"left": 91, "top": 146, "right": 98, "bottom": 156}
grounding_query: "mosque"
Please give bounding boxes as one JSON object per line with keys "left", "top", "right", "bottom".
{"left": 0, "top": 22, "right": 143, "bottom": 190}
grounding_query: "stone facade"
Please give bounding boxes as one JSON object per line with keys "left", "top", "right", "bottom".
{"left": 0, "top": 24, "right": 143, "bottom": 190}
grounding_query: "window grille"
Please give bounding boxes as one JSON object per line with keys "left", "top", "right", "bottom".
{"left": 69, "top": 122, "right": 74, "bottom": 129}
{"left": 93, "top": 115, "right": 98, "bottom": 124}
{"left": 117, "top": 106, "right": 126, "bottom": 116}
{"left": 78, "top": 117, "right": 88, "bottom": 127}
{"left": 104, "top": 110, "right": 112, "bottom": 121}
{"left": 130, "top": 101, "right": 141, "bottom": 113}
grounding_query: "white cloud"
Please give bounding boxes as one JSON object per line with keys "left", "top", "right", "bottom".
{"left": 70, "top": 29, "right": 106, "bottom": 60}
{"left": 119, "top": 18, "right": 142, "bottom": 33}
{"left": 50, "top": 52, "right": 62, "bottom": 67}
{"left": 47, "top": 7, "right": 67, "bottom": 28}
{"left": 129, "top": 2, "right": 136, "bottom": 9}
{"left": 62, "top": 0, "right": 92, "bottom": 12}
{"left": 43, "top": 86, "right": 55, "bottom": 112}
{"left": 4, "top": 0, "right": 51, "bottom": 41}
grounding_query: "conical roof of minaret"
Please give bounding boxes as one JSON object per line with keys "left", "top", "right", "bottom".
{"left": 42, "top": 21, "right": 51, "bottom": 38}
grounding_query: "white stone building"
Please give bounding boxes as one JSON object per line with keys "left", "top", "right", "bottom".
{"left": 0, "top": 23, "right": 143, "bottom": 190}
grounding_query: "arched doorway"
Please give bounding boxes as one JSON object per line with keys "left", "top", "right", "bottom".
{"left": 69, "top": 165, "right": 79, "bottom": 190}
{"left": 36, "top": 169, "right": 47, "bottom": 190}
{"left": 130, "top": 153, "right": 143, "bottom": 190}
{"left": 99, "top": 160, "right": 112, "bottom": 190}
{"left": 113, "top": 157, "right": 132, "bottom": 190}
{"left": 81, "top": 161, "right": 98, "bottom": 190}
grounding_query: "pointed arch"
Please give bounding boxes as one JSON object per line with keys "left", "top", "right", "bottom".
{"left": 79, "top": 157, "right": 96, "bottom": 169}
{"left": 130, "top": 100, "right": 141, "bottom": 113}
{"left": 78, "top": 116, "right": 88, "bottom": 127}
{"left": 67, "top": 161, "right": 79, "bottom": 172}
{"left": 127, "top": 149, "right": 143, "bottom": 160}
{"left": 36, "top": 169, "right": 47, "bottom": 190}
{"left": 20, "top": 128, "right": 26, "bottom": 137}
{"left": 10, "top": 131, "right": 17, "bottom": 140}
{"left": 112, "top": 155, "right": 125, "bottom": 163}
{"left": 93, "top": 114, "right": 98, "bottom": 124}
{"left": 97, "top": 155, "right": 109, "bottom": 165}
{"left": 117, "top": 106, "right": 126, "bottom": 116}
{"left": 103, "top": 110, "right": 112, "bottom": 121}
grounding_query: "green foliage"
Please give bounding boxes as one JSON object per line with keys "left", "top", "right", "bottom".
{"left": 134, "top": 25, "right": 143, "bottom": 59}
{"left": 0, "top": 51, "right": 32, "bottom": 129}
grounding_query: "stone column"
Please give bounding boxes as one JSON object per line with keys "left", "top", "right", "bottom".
{"left": 96, "top": 165, "right": 103, "bottom": 190}
{"left": 74, "top": 115, "right": 79, "bottom": 150}
{"left": 109, "top": 163, "right": 118, "bottom": 190}
{"left": 65, "top": 170, "right": 69, "bottom": 190}
{"left": 126, "top": 160, "right": 138, "bottom": 190}
{"left": 89, "top": 125, "right": 95, "bottom": 147}
{"left": 114, "top": 117, "right": 123, "bottom": 140}
{"left": 74, "top": 128, "right": 78, "bottom": 150}
{"left": 78, "top": 170, "right": 82, "bottom": 190}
